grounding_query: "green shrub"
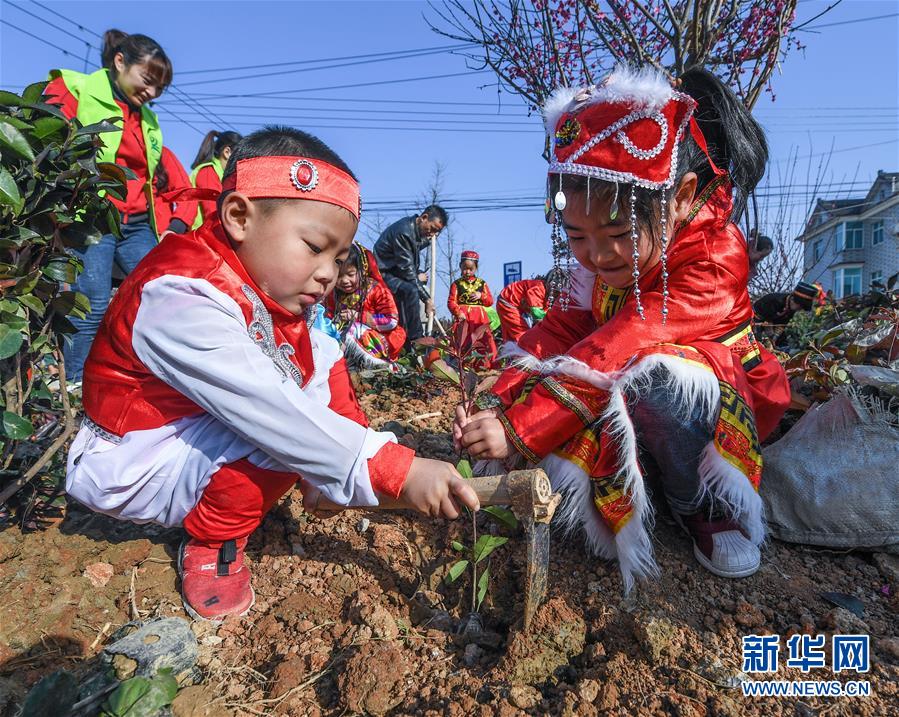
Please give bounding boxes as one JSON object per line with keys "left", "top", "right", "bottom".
{"left": 0, "top": 82, "right": 126, "bottom": 523}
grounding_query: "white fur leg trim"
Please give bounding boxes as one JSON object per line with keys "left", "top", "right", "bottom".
{"left": 541, "top": 453, "right": 617, "bottom": 560}
{"left": 508, "top": 353, "right": 617, "bottom": 391}
{"left": 599, "top": 387, "right": 649, "bottom": 522}
{"left": 540, "top": 453, "right": 658, "bottom": 593}
{"left": 615, "top": 353, "right": 720, "bottom": 426}
{"left": 698, "top": 443, "right": 766, "bottom": 546}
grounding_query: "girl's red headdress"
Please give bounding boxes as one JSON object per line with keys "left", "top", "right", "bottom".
{"left": 461, "top": 250, "right": 480, "bottom": 262}
{"left": 542, "top": 66, "right": 720, "bottom": 321}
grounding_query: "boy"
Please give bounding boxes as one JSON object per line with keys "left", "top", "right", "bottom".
{"left": 67, "top": 126, "right": 479, "bottom": 620}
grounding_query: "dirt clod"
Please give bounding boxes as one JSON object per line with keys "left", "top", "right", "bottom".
{"left": 337, "top": 641, "right": 410, "bottom": 715}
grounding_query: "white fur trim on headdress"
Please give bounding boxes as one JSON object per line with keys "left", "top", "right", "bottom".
{"left": 541, "top": 65, "right": 674, "bottom": 138}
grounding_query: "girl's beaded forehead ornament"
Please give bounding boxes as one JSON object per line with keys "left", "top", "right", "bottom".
{"left": 543, "top": 66, "right": 718, "bottom": 322}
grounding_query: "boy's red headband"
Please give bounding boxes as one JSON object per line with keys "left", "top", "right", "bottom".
{"left": 220, "top": 156, "right": 360, "bottom": 220}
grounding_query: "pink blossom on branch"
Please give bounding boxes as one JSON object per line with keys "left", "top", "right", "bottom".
{"left": 428, "top": 0, "right": 805, "bottom": 110}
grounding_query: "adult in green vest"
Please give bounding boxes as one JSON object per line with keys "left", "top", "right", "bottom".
{"left": 44, "top": 29, "right": 173, "bottom": 383}
{"left": 190, "top": 130, "right": 242, "bottom": 229}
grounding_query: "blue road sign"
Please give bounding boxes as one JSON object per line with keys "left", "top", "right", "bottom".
{"left": 504, "top": 261, "right": 522, "bottom": 287}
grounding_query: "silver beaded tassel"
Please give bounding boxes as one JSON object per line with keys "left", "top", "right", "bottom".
{"left": 659, "top": 191, "right": 670, "bottom": 324}
{"left": 629, "top": 184, "right": 645, "bottom": 320}
{"left": 548, "top": 210, "right": 571, "bottom": 310}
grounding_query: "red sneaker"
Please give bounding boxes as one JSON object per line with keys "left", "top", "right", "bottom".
{"left": 675, "top": 511, "right": 760, "bottom": 578}
{"left": 178, "top": 537, "right": 254, "bottom": 621}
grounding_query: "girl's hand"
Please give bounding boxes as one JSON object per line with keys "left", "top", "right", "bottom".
{"left": 460, "top": 414, "right": 513, "bottom": 460}
{"left": 453, "top": 405, "right": 499, "bottom": 451}
{"left": 471, "top": 291, "right": 482, "bottom": 301}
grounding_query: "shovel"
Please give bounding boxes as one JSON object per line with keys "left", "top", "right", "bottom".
{"left": 315, "top": 469, "right": 560, "bottom": 630}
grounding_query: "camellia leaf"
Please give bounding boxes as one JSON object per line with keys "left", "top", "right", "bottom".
{"left": 451, "top": 540, "right": 466, "bottom": 552}
{"left": 3, "top": 411, "right": 34, "bottom": 440}
{"left": 0, "top": 90, "right": 25, "bottom": 107}
{"left": 0, "top": 324, "right": 23, "bottom": 359}
{"left": 483, "top": 506, "right": 519, "bottom": 530}
{"left": 428, "top": 358, "right": 460, "bottom": 386}
{"left": 0, "top": 167, "right": 23, "bottom": 209}
{"left": 101, "top": 668, "right": 178, "bottom": 717}
{"left": 18, "top": 294, "right": 45, "bottom": 315}
{"left": 476, "top": 565, "right": 490, "bottom": 611}
{"left": 0, "top": 119, "right": 35, "bottom": 161}
{"left": 445, "top": 559, "right": 469, "bottom": 584}
{"left": 21, "top": 82, "right": 47, "bottom": 105}
{"left": 472, "top": 535, "right": 508, "bottom": 564}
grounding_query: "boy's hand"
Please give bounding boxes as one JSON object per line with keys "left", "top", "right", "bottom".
{"left": 460, "top": 414, "right": 513, "bottom": 460}
{"left": 301, "top": 486, "right": 345, "bottom": 519}
{"left": 399, "top": 457, "right": 480, "bottom": 518}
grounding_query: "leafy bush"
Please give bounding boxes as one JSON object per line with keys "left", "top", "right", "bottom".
{"left": 0, "top": 82, "right": 125, "bottom": 524}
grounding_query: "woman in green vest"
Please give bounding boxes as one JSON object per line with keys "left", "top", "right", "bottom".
{"left": 190, "top": 130, "right": 242, "bottom": 228}
{"left": 45, "top": 29, "right": 173, "bottom": 383}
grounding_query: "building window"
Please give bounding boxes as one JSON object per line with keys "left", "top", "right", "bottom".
{"left": 836, "top": 221, "right": 864, "bottom": 251}
{"left": 871, "top": 270, "right": 883, "bottom": 287}
{"left": 872, "top": 220, "right": 884, "bottom": 246}
{"left": 813, "top": 239, "right": 823, "bottom": 262}
{"left": 833, "top": 267, "right": 863, "bottom": 298}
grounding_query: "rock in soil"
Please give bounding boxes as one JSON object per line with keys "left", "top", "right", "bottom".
{"left": 337, "top": 641, "right": 411, "bottom": 715}
{"left": 497, "top": 596, "right": 586, "bottom": 685}
{"left": 632, "top": 613, "right": 683, "bottom": 665}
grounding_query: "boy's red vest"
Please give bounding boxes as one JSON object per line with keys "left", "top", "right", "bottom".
{"left": 83, "top": 221, "right": 363, "bottom": 437}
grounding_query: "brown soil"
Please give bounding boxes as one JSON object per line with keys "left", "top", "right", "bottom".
{"left": 1, "top": 382, "right": 897, "bottom": 716}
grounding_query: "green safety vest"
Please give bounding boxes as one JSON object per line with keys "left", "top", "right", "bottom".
{"left": 189, "top": 157, "right": 223, "bottom": 229}
{"left": 49, "top": 68, "right": 163, "bottom": 236}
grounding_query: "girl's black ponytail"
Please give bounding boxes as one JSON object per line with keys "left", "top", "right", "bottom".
{"left": 191, "top": 130, "right": 242, "bottom": 169}
{"left": 677, "top": 68, "right": 768, "bottom": 219}
{"left": 191, "top": 131, "right": 219, "bottom": 169}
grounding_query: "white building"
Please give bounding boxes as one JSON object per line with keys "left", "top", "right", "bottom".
{"left": 799, "top": 171, "right": 899, "bottom": 297}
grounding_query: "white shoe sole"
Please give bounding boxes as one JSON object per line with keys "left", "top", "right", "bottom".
{"left": 177, "top": 540, "right": 255, "bottom": 622}
{"left": 692, "top": 543, "right": 760, "bottom": 579}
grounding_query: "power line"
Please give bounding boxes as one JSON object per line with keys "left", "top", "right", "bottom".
{"left": 176, "top": 43, "right": 469, "bottom": 75}
{"left": 800, "top": 12, "right": 899, "bottom": 31}
{"left": 8, "top": 0, "right": 97, "bottom": 49}
{"left": 186, "top": 71, "right": 494, "bottom": 99}
{"left": 0, "top": 18, "right": 83, "bottom": 57}
{"left": 30, "top": 0, "right": 101, "bottom": 38}
{"left": 176, "top": 47, "right": 471, "bottom": 86}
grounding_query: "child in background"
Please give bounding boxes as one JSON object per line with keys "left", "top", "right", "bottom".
{"left": 44, "top": 29, "right": 173, "bottom": 381}
{"left": 328, "top": 243, "right": 407, "bottom": 369}
{"left": 154, "top": 147, "right": 198, "bottom": 238}
{"left": 448, "top": 250, "right": 497, "bottom": 368}
{"left": 67, "top": 126, "right": 479, "bottom": 620}
{"left": 190, "top": 130, "right": 242, "bottom": 228}
{"left": 454, "top": 66, "right": 790, "bottom": 591}
{"left": 495, "top": 273, "right": 555, "bottom": 344}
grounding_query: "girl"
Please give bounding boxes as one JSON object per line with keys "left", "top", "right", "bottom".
{"left": 496, "top": 272, "right": 560, "bottom": 344}
{"left": 329, "top": 243, "right": 406, "bottom": 369}
{"left": 448, "top": 250, "right": 497, "bottom": 368}
{"left": 454, "top": 66, "right": 790, "bottom": 591}
{"left": 154, "top": 147, "right": 199, "bottom": 238}
{"left": 190, "top": 130, "right": 242, "bottom": 228}
{"left": 44, "top": 29, "right": 173, "bottom": 382}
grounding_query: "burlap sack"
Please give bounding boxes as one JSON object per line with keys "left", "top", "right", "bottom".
{"left": 761, "top": 391, "right": 899, "bottom": 553}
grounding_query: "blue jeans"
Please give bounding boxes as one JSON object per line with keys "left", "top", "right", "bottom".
{"left": 64, "top": 220, "right": 157, "bottom": 382}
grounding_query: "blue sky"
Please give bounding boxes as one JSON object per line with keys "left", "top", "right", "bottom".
{"left": 1, "top": 0, "right": 897, "bottom": 307}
